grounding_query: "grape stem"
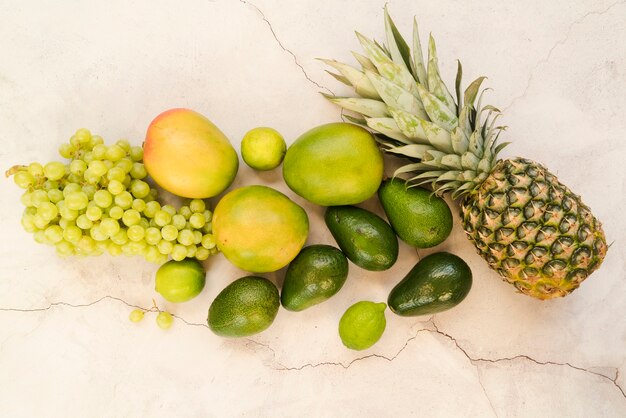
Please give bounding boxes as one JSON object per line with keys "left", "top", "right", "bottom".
{"left": 5, "top": 165, "right": 26, "bottom": 177}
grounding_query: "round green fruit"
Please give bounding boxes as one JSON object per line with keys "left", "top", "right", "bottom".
{"left": 212, "top": 185, "right": 309, "bottom": 273}
{"left": 208, "top": 276, "right": 280, "bottom": 338}
{"left": 241, "top": 127, "right": 286, "bottom": 171}
{"left": 155, "top": 258, "right": 206, "bottom": 303}
{"left": 282, "top": 123, "right": 383, "bottom": 206}
{"left": 338, "top": 301, "right": 387, "bottom": 351}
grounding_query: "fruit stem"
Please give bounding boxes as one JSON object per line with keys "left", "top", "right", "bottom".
{"left": 5, "top": 165, "right": 26, "bottom": 177}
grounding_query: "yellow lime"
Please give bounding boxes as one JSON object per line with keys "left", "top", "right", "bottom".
{"left": 155, "top": 258, "right": 206, "bottom": 303}
{"left": 241, "top": 127, "right": 287, "bottom": 171}
{"left": 338, "top": 301, "right": 387, "bottom": 350}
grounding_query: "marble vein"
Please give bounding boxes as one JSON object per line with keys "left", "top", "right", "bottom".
{"left": 238, "top": 0, "right": 332, "bottom": 94}
{"left": 503, "top": 0, "right": 626, "bottom": 111}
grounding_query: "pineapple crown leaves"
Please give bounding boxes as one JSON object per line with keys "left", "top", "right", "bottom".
{"left": 320, "top": 6, "right": 509, "bottom": 199}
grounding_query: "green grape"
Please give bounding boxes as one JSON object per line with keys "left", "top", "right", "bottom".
{"left": 203, "top": 210, "right": 213, "bottom": 222}
{"left": 116, "top": 158, "right": 133, "bottom": 173}
{"left": 69, "top": 159, "right": 87, "bottom": 176}
{"left": 58, "top": 204, "right": 79, "bottom": 221}
{"left": 33, "top": 230, "right": 47, "bottom": 244}
{"left": 189, "top": 213, "right": 205, "bottom": 229}
{"left": 138, "top": 218, "right": 149, "bottom": 230}
{"left": 90, "top": 225, "right": 108, "bottom": 242}
{"left": 160, "top": 225, "right": 178, "bottom": 241}
{"left": 210, "top": 247, "right": 219, "bottom": 255}
{"left": 92, "top": 144, "right": 107, "bottom": 160}
{"left": 58, "top": 218, "right": 70, "bottom": 229}
{"left": 107, "top": 166, "right": 126, "bottom": 182}
{"left": 114, "top": 191, "right": 133, "bottom": 209}
{"left": 43, "top": 161, "right": 66, "bottom": 181}
{"left": 88, "top": 160, "right": 108, "bottom": 177}
{"left": 156, "top": 311, "right": 174, "bottom": 330}
{"left": 107, "top": 180, "right": 125, "bottom": 195}
{"left": 144, "top": 201, "right": 161, "bottom": 218}
{"left": 129, "top": 309, "right": 144, "bottom": 323}
{"left": 129, "top": 146, "right": 143, "bottom": 161}
{"left": 122, "top": 209, "right": 141, "bottom": 226}
{"left": 47, "top": 189, "right": 64, "bottom": 204}
{"left": 65, "top": 192, "right": 89, "bottom": 210}
{"left": 74, "top": 128, "right": 92, "bottom": 144}
{"left": 201, "top": 234, "right": 216, "bottom": 249}
{"left": 58, "top": 143, "right": 75, "bottom": 158}
{"left": 90, "top": 134, "right": 103, "bottom": 147}
{"left": 128, "top": 240, "right": 146, "bottom": 255}
{"left": 55, "top": 240, "right": 74, "bottom": 256}
{"left": 77, "top": 235, "right": 96, "bottom": 254}
{"left": 154, "top": 210, "right": 171, "bottom": 227}
{"left": 127, "top": 225, "right": 145, "bottom": 242}
{"left": 171, "top": 214, "right": 186, "bottom": 230}
{"left": 130, "top": 162, "right": 147, "bottom": 179}
{"left": 21, "top": 214, "right": 37, "bottom": 233}
{"left": 171, "top": 244, "right": 187, "bottom": 261}
{"left": 130, "top": 180, "right": 150, "bottom": 198}
{"left": 184, "top": 245, "right": 196, "bottom": 259}
{"left": 177, "top": 229, "right": 194, "bottom": 246}
{"left": 189, "top": 199, "right": 205, "bottom": 213}
{"left": 63, "top": 225, "right": 82, "bottom": 243}
{"left": 100, "top": 218, "right": 121, "bottom": 237}
{"left": 105, "top": 144, "right": 126, "bottom": 161}
{"left": 63, "top": 183, "right": 81, "bottom": 197}
{"left": 108, "top": 205, "right": 124, "bottom": 220}
{"left": 147, "top": 188, "right": 158, "bottom": 202}
{"left": 44, "top": 225, "right": 64, "bottom": 243}
{"left": 20, "top": 192, "right": 33, "bottom": 207}
{"left": 144, "top": 246, "right": 160, "bottom": 263}
{"left": 192, "top": 230, "right": 202, "bottom": 245}
{"left": 107, "top": 242, "right": 122, "bottom": 256}
{"left": 37, "top": 201, "right": 58, "bottom": 220}
{"left": 13, "top": 170, "right": 35, "bottom": 189}
{"left": 93, "top": 190, "right": 113, "bottom": 208}
{"left": 42, "top": 180, "right": 59, "bottom": 191}
{"left": 24, "top": 206, "right": 37, "bottom": 216}
{"left": 82, "top": 185, "right": 97, "bottom": 199}
{"left": 157, "top": 239, "right": 173, "bottom": 255}
{"left": 161, "top": 205, "right": 176, "bottom": 216}
{"left": 122, "top": 175, "right": 131, "bottom": 188}
{"left": 86, "top": 206, "right": 102, "bottom": 221}
{"left": 110, "top": 229, "right": 128, "bottom": 246}
{"left": 83, "top": 169, "right": 100, "bottom": 184}
{"left": 30, "top": 190, "right": 48, "bottom": 208}
{"left": 28, "top": 162, "right": 44, "bottom": 177}
{"left": 178, "top": 205, "right": 192, "bottom": 219}
{"left": 145, "top": 227, "right": 161, "bottom": 245}
{"left": 195, "top": 247, "right": 209, "bottom": 260}
{"left": 83, "top": 152, "right": 94, "bottom": 164}
{"left": 76, "top": 214, "right": 93, "bottom": 230}
{"left": 131, "top": 198, "right": 146, "bottom": 213}
{"left": 114, "top": 139, "right": 130, "bottom": 152}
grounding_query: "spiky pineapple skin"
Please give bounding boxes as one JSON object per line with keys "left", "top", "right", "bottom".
{"left": 460, "top": 158, "right": 607, "bottom": 300}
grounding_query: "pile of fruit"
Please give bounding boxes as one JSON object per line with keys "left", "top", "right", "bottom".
{"left": 7, "top": 8, "right": 608, "bottom": 349}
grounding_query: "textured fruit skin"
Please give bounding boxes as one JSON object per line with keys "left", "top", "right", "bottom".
{"left": 325, "top": 205, "right": 398, "bottom": 271}
{"left": 281, "top": 245, "right": 349, "bottom": 311}
{"left": 388, "top": 252, "right": 472, "bottom": 316}
{"left": 378, "top": 179, "right": 453, "bottom": 248}
{"left": 143, "top": 108, "right": 239, "bottom": 198}
{"left": 241, "top": 127, "right": 286, "bottom": 171}
{"left": 461, "top": 158, "right": 608, "bottom": 300}
{"left": 155, "top": 259, "right": 206, "bottom": 303}
{"left": 212, "top": 185, "right": 309, "bottom": 273}
{"left": 208, "top": 276, "right": 279, "bottom": 338}
{"left": 282, "top": 123, "right": 384, "bottom": 206}
{"left": 338, "top": 301, "right": 387, "bottom": 351}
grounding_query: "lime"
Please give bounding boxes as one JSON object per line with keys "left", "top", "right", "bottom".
{"left": 155, "top": 258, "right": 206, "bottom": 303}
{"left": 338, "top": 301, "right": 387, "bottom": 350}
{"left": 241, "top": 127, "right": 287, "bottom": 171}
{"left": 208, "top": 276, "right": 280, "bottom": 338}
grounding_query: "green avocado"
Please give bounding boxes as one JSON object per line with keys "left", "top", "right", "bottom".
{"left": 378, "top": 179, "right": 453, "bottom": 248}
{"left": 388, "top": 252, "right": 472, "bottom": 316}
{"left": 281, "top": 245, "right": 349, "bottom": 311}
{"left": 324, "top": 205, "right": 398, "bottom": 271}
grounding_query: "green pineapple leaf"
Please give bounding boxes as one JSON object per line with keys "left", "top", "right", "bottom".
{"left": 384, "top": 6, "right": 413, "bottom": 72}
{"left": 412, "top": 18, "right": 428, "bottom": 88}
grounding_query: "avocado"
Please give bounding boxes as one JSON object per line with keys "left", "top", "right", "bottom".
{"left": 378, "top": 179, "right": 453, "bottom": 248}
{"left": 388, "top": 252, "right": 472, "bottom": 316}
{"left": 281, "top": 245, "right": 349, "bottom": 311}
{"left": 324, "top": 205, "right": 398, "bottom": 271}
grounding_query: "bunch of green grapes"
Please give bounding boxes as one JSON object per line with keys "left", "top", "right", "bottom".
{"left": 7, "top": 128, "right": 218, "bottom": 263}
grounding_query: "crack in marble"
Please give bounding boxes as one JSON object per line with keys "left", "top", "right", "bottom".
{"left": 503, "top": 0, "right": 626, "bottom": 112}
{"left": 238, "top": 0, "right": 332, "bottom": 94}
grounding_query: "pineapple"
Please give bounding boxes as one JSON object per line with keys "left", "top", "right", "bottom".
{"left": 322, "top": 7, "right": 607, "bottom": 300}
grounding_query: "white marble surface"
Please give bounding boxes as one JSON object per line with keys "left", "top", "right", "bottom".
{"left": 1, "top": 0, "right": 625, "bottom": 416}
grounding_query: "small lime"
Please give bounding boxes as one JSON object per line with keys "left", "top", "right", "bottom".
{"left": 155, "top": 258, "right": 206, "bottom": 303}
{"left": 241, "top": 127, "right": 287, "bottom": 171}
{"left": 338, "top": 301, "right": 387, "bottom": 350}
